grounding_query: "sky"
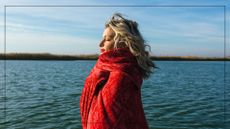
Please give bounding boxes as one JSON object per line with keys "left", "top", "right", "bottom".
{"left": 0, "top": 0, "right": 229, "bottom": 57}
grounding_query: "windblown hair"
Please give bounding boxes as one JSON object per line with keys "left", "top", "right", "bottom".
{"left": 105, "top": 13, "right": 157, "bottom": 79}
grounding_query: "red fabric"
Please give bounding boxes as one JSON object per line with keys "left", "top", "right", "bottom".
{"left": 80, "top": 48, "right": 149, "bottom": 129}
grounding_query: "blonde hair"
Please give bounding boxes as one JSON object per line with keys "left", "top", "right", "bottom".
{"left": 105, "top": 13, "right": 156, "bottom": 79}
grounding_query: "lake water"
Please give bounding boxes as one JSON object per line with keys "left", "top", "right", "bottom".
{"left": 0, "top": 60, "right": 229, "bottom": 129}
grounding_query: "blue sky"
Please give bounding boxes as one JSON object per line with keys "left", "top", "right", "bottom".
{"left": 0, "top": 0, "right": 229, "bottom": 57}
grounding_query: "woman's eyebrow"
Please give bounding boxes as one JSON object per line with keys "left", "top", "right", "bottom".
{"left": 103, "top": 35, "right": 113, "bottom": 38}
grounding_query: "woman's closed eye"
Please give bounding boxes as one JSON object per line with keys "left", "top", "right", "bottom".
{"left": 106, "top": 38, "right": 112, "bottom": 41}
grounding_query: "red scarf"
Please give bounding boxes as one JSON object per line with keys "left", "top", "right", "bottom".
{"left": 80, "top": 48, "right": 149, "bottom": 129}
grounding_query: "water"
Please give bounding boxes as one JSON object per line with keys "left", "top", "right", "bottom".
{"left": 0, "top": 60, "right": 229, "bottom": 129}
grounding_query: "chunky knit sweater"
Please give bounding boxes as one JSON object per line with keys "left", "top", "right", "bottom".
{"left": 80, "top": 48, "right": 149, "bottom": 129}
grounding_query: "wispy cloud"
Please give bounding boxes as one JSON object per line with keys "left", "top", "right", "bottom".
{"left": 5, "top": 31, "right": 99, "bottom": 54}
{"left": 0, "top": 0, "right": 228, "bottom": 57}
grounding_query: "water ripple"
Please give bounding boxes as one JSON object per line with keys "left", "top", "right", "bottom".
{"left": 0, "top": 60, "right": 229, "bottom": 129}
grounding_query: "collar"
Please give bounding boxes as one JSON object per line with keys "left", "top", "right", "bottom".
{"left": 95, "top": 48, "right": 143, "bottom": 87}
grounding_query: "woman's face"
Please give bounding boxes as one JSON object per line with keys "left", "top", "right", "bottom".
{"left": 99, "top": 27, "right": 115, "bottom": 53}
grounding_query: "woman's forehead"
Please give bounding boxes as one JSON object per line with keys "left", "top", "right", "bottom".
{"left": 103, "top": 27, "right": 115, "bottom": 37}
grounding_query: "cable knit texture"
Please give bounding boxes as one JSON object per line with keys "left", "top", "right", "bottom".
{"left": 80, "top": 48, "right": 149, "bottom": 129}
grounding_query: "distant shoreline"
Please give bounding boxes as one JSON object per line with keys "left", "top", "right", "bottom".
{"left": 0, "top": 53, "right": 229, "bottom": 61}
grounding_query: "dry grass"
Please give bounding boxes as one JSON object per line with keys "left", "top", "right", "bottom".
{"left": 150, "top": 56, "right": 230, "bottom": 61}
{"left": 0, "top": 53, "right": 99, "bottom": 60}
{"left": 0, "top": 53, "right": 229, "bottom": 61}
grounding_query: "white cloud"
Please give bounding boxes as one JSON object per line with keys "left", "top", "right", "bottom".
{"left": 1, "top": 1, "right": 229, "bottom": 57}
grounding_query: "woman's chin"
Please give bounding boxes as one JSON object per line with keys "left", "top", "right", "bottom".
{"left": 100, "top": 49, "right": 106, "bottom": 53}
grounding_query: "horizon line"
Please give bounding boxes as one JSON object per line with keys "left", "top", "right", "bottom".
{"left": 1, "top": 52, "right": 229, "bottom": 58}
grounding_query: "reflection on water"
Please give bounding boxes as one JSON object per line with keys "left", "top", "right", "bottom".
{"left": 0, "top": 60, "right": 229, "bottom": 129}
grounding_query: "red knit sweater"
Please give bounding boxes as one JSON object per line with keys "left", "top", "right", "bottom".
{"left": 80, "top": 48, "right": 149, "bottom": 129}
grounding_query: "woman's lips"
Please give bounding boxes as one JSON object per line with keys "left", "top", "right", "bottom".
{"left": 100, "top": 49, "right": 105, "bottom": 53}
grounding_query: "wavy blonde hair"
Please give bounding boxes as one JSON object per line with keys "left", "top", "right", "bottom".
{"left": 105, "top": 13, "right": 157, "bottom": 79}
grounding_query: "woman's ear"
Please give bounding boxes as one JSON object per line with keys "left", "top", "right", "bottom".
{"left": 117, "top": 41, "right": 127, "bottom": 48}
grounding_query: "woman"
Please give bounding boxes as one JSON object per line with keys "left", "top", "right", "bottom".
{"left": 80, "top": 13, "right": 156, "bottom": 129}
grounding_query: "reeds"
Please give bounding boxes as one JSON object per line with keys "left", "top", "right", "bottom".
{"left": 150, "top": 56, "right": 230, "bottom": 61}
{"left": 0, "top": 53, "right": 229, "bottom": 61}
{"left": 0, "top": 53, "right": 99, "bottom": 60}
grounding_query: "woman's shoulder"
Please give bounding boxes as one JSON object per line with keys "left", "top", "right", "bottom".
{"left": 109, "top": 70, "right": 143, "bottom": 89}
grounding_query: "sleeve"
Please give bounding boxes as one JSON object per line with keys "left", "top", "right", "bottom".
{"left": 87, "top": 71, "right": 136, "bottom": 129}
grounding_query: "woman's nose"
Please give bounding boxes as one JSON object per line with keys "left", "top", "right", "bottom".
{"left": 99, "top": 40, "right": 104, "bottom": 47}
